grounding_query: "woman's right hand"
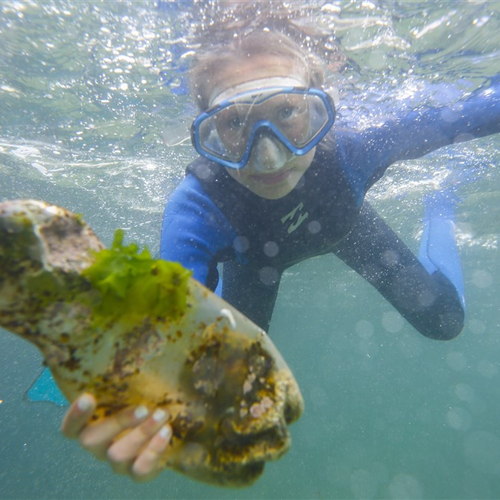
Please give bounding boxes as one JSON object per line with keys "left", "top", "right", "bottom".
{"left": 61, "top": 393, "right": 172, "bottom": 482}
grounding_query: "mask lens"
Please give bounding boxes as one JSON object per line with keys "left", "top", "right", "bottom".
{"left": 273, "top": 93, "right": 331, "bottom": 148}
{"left": 192, "top": 88, "right": 335, "bottom": 168}
{"left": 198, "top": 106, "right": 251, "bottom": 162}
{"left": 197, "top": 116, "right": 245, "bottom": 162}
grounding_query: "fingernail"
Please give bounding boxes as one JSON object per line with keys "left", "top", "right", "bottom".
{"left": 77, "top": 394, "right": 93, "bottom": 412}
{"left": 159, "top": 425, "right": 171, "bottom": 440}
{"left": 152, "top": 408, "right": 167, "bottom": 422}
{"left": 134, "top": 406, "right": 149, "bottom": 420}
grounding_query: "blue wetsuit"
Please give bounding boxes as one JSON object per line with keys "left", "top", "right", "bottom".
{"left": 160, "top": 78, "right": 500, "bottom": 339}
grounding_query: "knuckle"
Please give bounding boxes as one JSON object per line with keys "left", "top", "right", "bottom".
{"left": 116, "top": 409, "right": 136, "bottom": 428}
{"left": 138, "top": 423, "right": 155, "bottom": 440}
{"left": 106, "top": 445, "right": 124, "bottom": 465}
{"left": 131, "top": 451, "right": 157, "bottom": 479}
{"left": 106, "top": 442, "right": 135, "bottom": 466}
{"left": 79, "top": 431, "right": 100, "bottom": 451}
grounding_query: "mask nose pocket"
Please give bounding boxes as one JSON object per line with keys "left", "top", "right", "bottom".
{"left": 252, "top": 135, "right": 288, "bottom": 173}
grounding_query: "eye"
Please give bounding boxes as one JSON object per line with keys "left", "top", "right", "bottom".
{"left": 219, "top": 114, "right": 244, "bottom": 133}
{"left": 278, "top": 106, "right": 295, "bottom": 121}
{"left": 215, "top": 111, "right": 245, "bottom": 133}
{"left": 228, "top": 116, "right": 243, "bottom": 130}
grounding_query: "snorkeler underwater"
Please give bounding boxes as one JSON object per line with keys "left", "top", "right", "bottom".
{"left": 1, "top": 1, "right": 500, "bottom": 499}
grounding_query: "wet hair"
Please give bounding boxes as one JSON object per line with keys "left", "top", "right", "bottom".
{"left": 189, "top": 30, "right": 325, "bottom": 111}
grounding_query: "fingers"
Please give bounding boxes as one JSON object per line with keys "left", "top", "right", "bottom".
{"left": 61, "top": 393, "right": 96, "bottom": 439}
{"left": 79, "top": 405, "right": 151, "bottom": 460}
{"left": 107, "top": 408, "right": 171, "bottom": 474}
{"left": 61, "top": 394, "right": 172, "bottom": 481}
{"left": 131, "top": 425, "right": 173, "bottom": 481}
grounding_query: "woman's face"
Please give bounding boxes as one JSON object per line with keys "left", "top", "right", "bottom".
{"left": 207, "top": 55, "right": 316, "bottom": 200}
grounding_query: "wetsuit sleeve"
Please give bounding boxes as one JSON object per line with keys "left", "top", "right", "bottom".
{"left": 340, "top": 76, "right": 500, "bottom": 198}
{"left": 332, "top": 202, "right": 464, "bottom": 340}
{"left": 221, "top": 260, "right": 281, "bottom": 332}
{"left": 160, "top": 174, "right": 236, "bottom": 290}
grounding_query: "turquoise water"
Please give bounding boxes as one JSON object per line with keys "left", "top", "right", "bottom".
{"left": 1, "top": 1, "right": 500, "bottom": 498}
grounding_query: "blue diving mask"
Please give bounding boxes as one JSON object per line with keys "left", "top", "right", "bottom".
{"left": 191, "top": 86, "right": 336, "bottom": 169}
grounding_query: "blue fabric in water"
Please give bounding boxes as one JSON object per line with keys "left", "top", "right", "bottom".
{"left": 25, "top": 367, "right": 68, "bottom": 407}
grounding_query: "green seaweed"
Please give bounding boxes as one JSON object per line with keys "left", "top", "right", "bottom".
{"left": 82, "top": 229, "right": 192, "bottom": 327}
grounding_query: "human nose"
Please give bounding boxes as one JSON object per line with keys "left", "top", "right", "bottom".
{"left": 251, "top": 135, "right": 288, "bottom": 173}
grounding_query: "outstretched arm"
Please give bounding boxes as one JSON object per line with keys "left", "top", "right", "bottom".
{"left": 341, "top": 76, "right": 500, "bottom": 195}
{"left": 61, "top": 175, "right": 236, "bottom": 481}
{"left": 160, "top": 174, "right": 236, "bottom": 290}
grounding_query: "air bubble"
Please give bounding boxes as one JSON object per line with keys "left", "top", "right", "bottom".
{"left": 468, "top": 319, "right": 486, "bottom": 335}
{"left": 355, "top": 319, "right": 374, "bottom": 339}
{"left": 382, "top": 311, "right": 404, "bottom": 333}
{"left": 446, "top": 351, "right": 467, "bottom": 371}
{"left": 471, "top": 269, "right": 493, "bottom": 289}
{"left": 455, "top": 383, "right": 475, "bottom": 402}
{"left": 477, "top": 360, "right": 498, "bottom": 378}
{"left": 259, "top": 267, "right": 279, "bottom": 286}
{"left": 463, "top": 431, "right": 500, "bottom": 475}
{"left": 388, "top": 473, "right": 423, "bottom": 499}
{"left": 263, "top": 241, "right": 279, "bottom": 257}
{"left": 307, "top": 220, "right": 321, "bottom": 234}
{"left": 233, "top": 236, "right": 249, "bottom": 253}
{"left": 447, "top": 407, "right": 472, "bottom": 431}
